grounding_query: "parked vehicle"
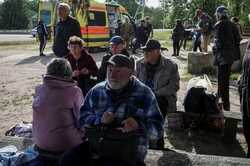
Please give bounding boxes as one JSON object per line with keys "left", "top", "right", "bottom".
{"left": 31, "top": 27, "right": 37, "bottom": 37}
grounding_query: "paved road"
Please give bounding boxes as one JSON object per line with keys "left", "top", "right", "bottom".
{"left": 0, "top": 29, "right": 172, "bottom": 42}
{"left": 0, "top": 34, "right": 35, "bottom": 42}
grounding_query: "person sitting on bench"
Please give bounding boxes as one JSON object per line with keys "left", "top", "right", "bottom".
{"left": 32, "top": 58, "right": 84, "bottom": 164}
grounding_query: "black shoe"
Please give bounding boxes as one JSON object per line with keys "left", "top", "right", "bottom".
{"left": 40, "top": 53, "right": 46, "bottom": 56}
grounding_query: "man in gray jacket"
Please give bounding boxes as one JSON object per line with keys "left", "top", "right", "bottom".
{"left": 136, "top": 39, "right": 180, "bottom": 149}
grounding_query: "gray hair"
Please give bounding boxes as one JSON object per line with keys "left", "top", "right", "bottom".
{"left": 58, "top": 3, "right": 70, "bottom": 14}
{"left": 46, "top": 58, "right": 72, "bottom": 79}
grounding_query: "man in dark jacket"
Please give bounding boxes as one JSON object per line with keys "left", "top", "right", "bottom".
{"left": 213, "top": 6, "right": 241, "bottom": 111}
{"left": 172, "top": 19, "right": 185, "bottom": 56}
{"left": 137, "top": 20, "right": 149, "bottom": 47}
{"left": 239, "top": 39, "right": 250, "bottom": 158}
{"left": 53, "top": 3, "right": 81, "bottom": 57}
{"left": 98, "top": 36, "right": 134, "bottom": 82}
{"left": 145, "top": 16, "right": 153, "bottom": 41}
{"left": 37, "top": 20, "right": 48, "bottom": 56}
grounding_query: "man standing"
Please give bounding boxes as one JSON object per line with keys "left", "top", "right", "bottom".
{"left": 196, "top": 9, "right": 213, "bottom": 52}
{"left": 137, "top": 19, "right": 149, "bottom": 47}
{"left": 37, "top": 20, "right": 48, "bottom": 56}
{"left": 98, "top": 36, "right": 134, "bottom": 82}
{"left": 121, "top": 17, "right": 134, "bottom": 49}
{"left": 145, "top": 16, "right": 154, "bottom": 41}
{"left": 136, "top": 39, "right": 180, "bottom": 149}
{"left": 79, "top": 54, "right": 164, "bottom": 165}
{"left": 172, "top": 19, "right": 185, "bottom": 56}
{"left": 213, "top": 6, "right": 241, "bottom": 111}
{"left": 239, "top": 39, "right": 250, "bottom": 158}
{"left": 53, "top": 3, "right": 81, "bottom": 57}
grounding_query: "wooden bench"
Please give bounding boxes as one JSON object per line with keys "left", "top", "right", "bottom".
{"left": 171, "top": 110, "right": 242, "bottom": 142}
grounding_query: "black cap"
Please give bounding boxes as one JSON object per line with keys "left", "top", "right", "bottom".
{"left": 109, "top": 36, "right": 124, "bottom": 45}
{"left": 107, "top": 54, "right": 133, "bottom": 69}
{"left": 142, "top": 39, "right": 161, "bottom": 52}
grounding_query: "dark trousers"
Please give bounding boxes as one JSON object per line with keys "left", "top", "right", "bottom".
{"left": 38, "top": 34, "right": 47, "bottom": 55}
{"left": 217, "top": 64, "right": 231, "bottom": 111}
{"left": 60, "top": 142, "right": 91, "bottom": 166}
{"left": 155, "top": 96, "right": 168, "bottom": 149}
{"left": 243, "top": 114, "right": 250, "bottom": 158}
{"left": 180, "top": 38, "right": 187, "bottom": 50}
{"left": 193, "top": 40, "right": 202, "bottom": 52}
{"left": 60, "top": 142, "right": 146, "bottom": 166}
{"left": 173, "top": 39, "right": 181, "bottom": 56}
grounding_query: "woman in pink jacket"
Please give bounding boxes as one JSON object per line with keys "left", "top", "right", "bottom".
{"left": 32, "top": 58, "right": 84, "bottom": 164}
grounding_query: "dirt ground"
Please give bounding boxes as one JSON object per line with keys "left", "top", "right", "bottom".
{"left": 0, "top": 43, "right": 246, "bottom": 157}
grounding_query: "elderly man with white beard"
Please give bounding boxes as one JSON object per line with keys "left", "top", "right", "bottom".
{"left": 78, "top": 54, "right": 164, "bottom": 166}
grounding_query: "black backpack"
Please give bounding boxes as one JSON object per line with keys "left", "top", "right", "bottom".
{"left": 184, "top": 87, "right": 219, "bottom": 114}
{"left": 184, "top": 87, "right": 205, "bottom": 113}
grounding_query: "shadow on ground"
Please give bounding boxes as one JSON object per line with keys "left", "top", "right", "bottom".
{"left": 15, "top": 53, "right": 55, "bottom": 66}
{"left": 157, "top": 150, "right": 192, "bottom": 166}
{"left": 166, "top": 129, "right": 246, "bottom": 157}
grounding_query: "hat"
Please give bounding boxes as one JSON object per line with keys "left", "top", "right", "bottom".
{"left": 142, "top": 39, "right": 161, "bottom": 52}
{"left": 107, "top": 54, "right": 133, "bottom": 69}
{"left": 109, "top": 36, "right": 124, "bottom": 45}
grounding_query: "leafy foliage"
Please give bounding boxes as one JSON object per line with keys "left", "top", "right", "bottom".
{"left": 0, "top": 0, "right": 249, "bottom": 29}
{"left": 0, "top": 0, "right": 38, "bottom": 29}
{"left": 160, "top": 0, "right": 250, "bottom": 28}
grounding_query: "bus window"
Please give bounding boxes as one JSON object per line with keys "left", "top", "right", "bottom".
{"left": 40, "top": 10, "right": 51, "bottom": 25}
{"left": 88, "top": 11, "right": 106, "bottom": 26}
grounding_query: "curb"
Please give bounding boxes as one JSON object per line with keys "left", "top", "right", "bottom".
{"left": 0, "top": 40, "right": 36, "bottom": 46}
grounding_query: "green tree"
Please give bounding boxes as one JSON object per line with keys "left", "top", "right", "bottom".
{"left": 0, "top": 0, "right": 29, "bottom": 29}
{"left": 160, "top": 0, "right": 250, "bottom": 28}
{"left": 117, "top": 0, "right": 138, "bottom": 17}
{"left": 25, "top": 0, "right": 38, "bottom": 28}
{"left": 144, "top": 7, "right": 165, "bottom": 28}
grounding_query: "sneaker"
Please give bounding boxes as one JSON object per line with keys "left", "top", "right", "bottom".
{"left": 40, "top": 53, "right": 46, "bottom": 56}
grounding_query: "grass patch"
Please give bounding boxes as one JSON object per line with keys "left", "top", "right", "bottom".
{"left": 153, "top": 31, "right": 171, "bottom": 41}
{"left": 153, "top": 31, "right": 172, "bottom": 49}
{"left": 230, "top": 73, "right": 240, "bottom": 81}
{"left": 153, "top": 31, "right": 195, "bottom": 51}
{"left": 181, "top": 72, "right": 193, "bottom": 81}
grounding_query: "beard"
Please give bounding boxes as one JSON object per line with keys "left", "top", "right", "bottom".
{"left": 107, "top": 78, "right": 129, "bottom": 90}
